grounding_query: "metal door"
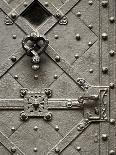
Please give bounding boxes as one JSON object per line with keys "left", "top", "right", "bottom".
{"left": 0, "top": 0, "right": 115, "bottom": 154}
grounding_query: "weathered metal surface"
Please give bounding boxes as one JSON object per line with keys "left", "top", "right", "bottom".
{"left": 0, "top": 0, "right": 115, "bottom": 154}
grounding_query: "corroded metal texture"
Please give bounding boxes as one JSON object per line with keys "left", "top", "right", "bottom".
{"left": 0, "top": 0, "right": 115, "bottom": 155}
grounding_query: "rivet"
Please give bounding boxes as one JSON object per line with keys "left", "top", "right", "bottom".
{"left": 33, "top": 147, "right": 37, "bottom": 152}
{"left": 76, "top": 12, "right": 81, "bottom": 17}
{"left": 34, "top": 75, "right": 38, "bottom": 80}
{"left": 55, "top": 125, "right": 59, "bottom": 131}
{"left": 56, "top": 12, "right": 62, "bottom": 18}
{"left": 102, "top": 134, "right": 108, "bottom": 141}
{"left": 110, "top": 83, "right": 114, "bottom": 89}
{"left": 12, "top": 34, "right": 17, "bottom": 39}
{"left": 109, "top": 50, "right": 115, "bottom": 56}
{"left": 54, "top": 35, "right": 59, "bottom": 39}
{"left": 14, "top": 75, "right": 18, "bottom": 79}
{"left": 11, "top": 12, "right": 16, "bottom": 19}
{"left": 102, "top": 67, "right": 108, "bottom": 74}
{"left": 23, "top": 2, "right": 27, "bottom": 7}
{"left": 75, "top": 54, "right": 79, "bottom": 59}
{"left": 34, "top": 126, "right": 38, "bottom": 131}
{"left": 54, "top": 74, "right": 58, "bottom": 79}
{"left": 76, "top": 146, "right": 81, "bottom": 151}
{"left": 88, "top": 24, "right": 93, "bottom": 29}
{"left": 110, "top": 119, "right": 115, "bottom": 125}
{"left": 102, "top": 33, "right": 108, "bottom": 40}
{"left": 55, "top": 55, "right": 60, "bottom": 62}
{"left": 109, "top": 17, "right": 115, "bottom": 23}
{"left": 11, "top": 126, "right": 15, "bottom": 132}
{"left": 88, "top": 41, "right": 92, "bottom": 46}
{"left": 11, "top": 147, "right": 16, "bottom": 153}
{"left": 89, "top": 69, "right": 93, "bottom": 73}
{"left": 55, "top": 147, "right": 60, "bottom": 153}
{"left": 11, "top": 56, "right": 16, "bottom": 62}
{"left": 102, "top": 1, "right": 108, "bottom": 7}
{"left": 88, "top": 0, "right": 93, "bottom": 5}
{"left": 76, "top": 34, "right": 81, "bottom": 40}
{"left": 44, "top": 112, "right": 52, "bottom": 121}
{"left": 109, "top": 150, "right": 115, "bottom": 155}
{"left": 44, "top": 2, "right": 49, "bottom": 7}
{"left": 32, "top": 65, "right": 39, "bottom": 71}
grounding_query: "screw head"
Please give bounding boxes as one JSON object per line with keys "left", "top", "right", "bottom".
{"left": 89, "top": 69, "right": 93, "bottom": 73}
{"left": 76, "top": 34, "right": 81, "bottom": 40}
{"left": 88, "top": 0, "right": 93, "bottom": 5}
{"left": 109, "top": 50, "right": 115, "bottom": 56}
{"left": 54, "top": 74, "right": 58, "bottom": 79}
{"left": 88, "top": 41, "right": 92, "bottom": 46}
{"left": 55, "top": 125, "right": 59, "bottom": 131}
{"left": 11, "top": 56, "right": 16, "bottom": 62}
{"left": 11, "top": 12, "right": 16, "bottom": 19}
{"left": 102, "top": 134, "right": 108, "bottom": 141}
{"left": 102, "top": 33, "right": 108, "bottom": 40}
{"left": 55, "top": 147, "right": 60, "bottom": 153}
{"left": 102, "top": 1, "right": 108, "bottom": 7}
{"left": 54, "top": 35, "right": 59, "bottom": 39}
{"left": 55, "top": 55, "right": 60, "bottom": 62}
{"left": 109, "top": 150, "right": 115, "bottom": 155}
{"left": 44, "top": 112, "right": 52, "bottom": 121}
{"left": 109, "top": 17, "right": 115, "bottom": 23}
{"left": 12, "top": 34, "right": 17, "bottom": 39}
{"left": 32, "top": 65, "right": 39, "bottom": 71}
{"left": 11, "top": 147, "right": 16, "bottom": 153}
{"left": 110, "top": 119, "right": 115, "bottom": 124}
{"left": 76, "top": 146, "right": 81, "bottom": 151}
{"left": 33, "top": 147, "right": 37, "bottom": 152}
{"left": 76, "top": 12, "right": 81, "bottom": 17}
{"left": 102, "top": 67, "right": 108, "bottom": 74}
{"left": 110, "top": 83, "right": 114, "bottom": 89}
{"left": 34, "top": 126, "right": 38, "bottom": 131}
{"left": 75, "top": 54, "right": 79, "bottom": 59}
{"left": 11, "top": 126, "right": 15, "bottom": 132}
{"left": 14, "top": 75, "right": 18, "bottom": 80}
{"left": 88, "top": 24, "right": 93, "bottom": 29}
{"left": 44, "top": 2, "right": 49, "bottom": 7}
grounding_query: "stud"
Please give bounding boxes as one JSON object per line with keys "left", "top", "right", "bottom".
{"left": 34, "top": 75, "right": 38, "bottom": 80}
{"left": 110, "top": 83, "right": 114, "bottom": 89}
{"left": 102, "top": 33, "right": 108, "bottom": 40}
{"left": 12, "top": 34, "right": 17, "bottom": 39}
{"left": 102, "top": 67, "right": 108, "bottom": 74}
{"left": 55, "top": 125, "right": 59, "bottom": 131}
{"left": 76, "top": 34, "right": 81, "bottom": 40}
{"left": 11, "top": 126, "right": 15, "bottom": 132}
{"left": 54, "top": 74, "right": 58, "bottom": 79}
{"left": 88, "top": 24, "right": 93, "bottom": 29}
{"left": 88, "top": 0, "right": 93, "bottom": 5}
{"left": 109, "top": 50, "right": 115, "bottom": 56}
{"left": 34, "top": 126, "right": 38, "bottom": 131}
{"left": 102, "top": 134, "right": 108, "bottom": 141}
{"left": 102, "top": 1, "right": 108, "bottom": 7}
{"left": 11, "top": 56, "right": 16, "bottom": 62}
{"left": 109, "top": 150, "right": 115, "bottom": 155}
{"left": 55, "top": 147, "right": 60, "bottom": 153}
{"left": 75, "top": 54, "right": 79, "bottom": 59}
{"left": 11, "top": 12, "right": 16, "bottom": 19}
{"left": 55, "top": 55, "right": 60, "bottom": 62}
{"left": 88, "top": 41, "right": 92, "bottom": 46}
{"left": 24, "top": 2, "right": 28, "bottom": 7}
{"left": 76, "top": 146, "right": 81, "bottom": 151}
{"left": 110, "top": 119, "right": 115, "bottom": 125}
{"left": 33, "top": 147, "right": 37, "bottom": 152}
{"left": 54, "top": 35, "right": 59, "bottom": 39}
{"left": 14, "top": 75, "right": 18, "bottom": 79}
{"left": 76, "top": 12, "right": 81, "bottom": 17}
{"left": 11, "top": 147, "right": 16, "bottom": 153}
{"left": 32, "top": 65, "right": 39, "bottom": 71}
{"left": 109, "top": 17, "right": 115, "bottom": 23}
{"left": 89, "top": 69, "right": 93, "bottom": 73}
{"left": 44, "top": 2, "right": 49, "bottom": 7}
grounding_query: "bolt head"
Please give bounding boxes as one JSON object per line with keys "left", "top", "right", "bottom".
{"left": 11, "top": 12, "right": 16, "bottom": 19}
{"left": 109, "top": 150, "right": 115, "bottom": 155}
{"left": 76, "top": 146, "right": 81, "bottom": 151}
{"left": 88, "top": 0, "right": 93, "bottom": 5}
{"left": 76, "top": 12, "right": 81, "bottom": 17}
{"left": 76, "top": 34, "right": 81, "bottom": 40}
{"left": 109, "top": 50, "right": 115, "bottom": 56}
{"left": 109, "top": 17, "right": 115, "bottom": 23}
{"left": 11, "top": 147, "right": 16, "bottom": 153}
{"left": 11, "top": 56, "right": 16, "bottom": 62}
{"left": 102, "top": 33, "right": 108, "bottom": 40}
{"left": 102, "top": 67, "right": 108, "bottom": 74}
{"left": 102, "top": 134, "right": 108, "bottom": 141}
{"left": 110, "top": 119, "right": 115, "bottom": 124}
{"left": 55, "top": 55, "right": 60, "bottom": 62}
{"left": 102, "top": 1, "right": 108, "bottom": 7}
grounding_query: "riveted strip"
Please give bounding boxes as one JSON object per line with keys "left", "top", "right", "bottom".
{"left": 0, "top": 131, "right": 25, "bottom": 155}
{"left": 0, "top": 99, "right": 24, "bottom": 110}
{"left": 0, "top": 48, "right": 25, "bottom": 79}
{"left": 48, "top": 98, "right": 83, "bottom": 110}
{"left": 46, "top": 45, "right": 91, "bottom": 90}
{"left": 47, "top": 119, "right": 91, "bottom": 154}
